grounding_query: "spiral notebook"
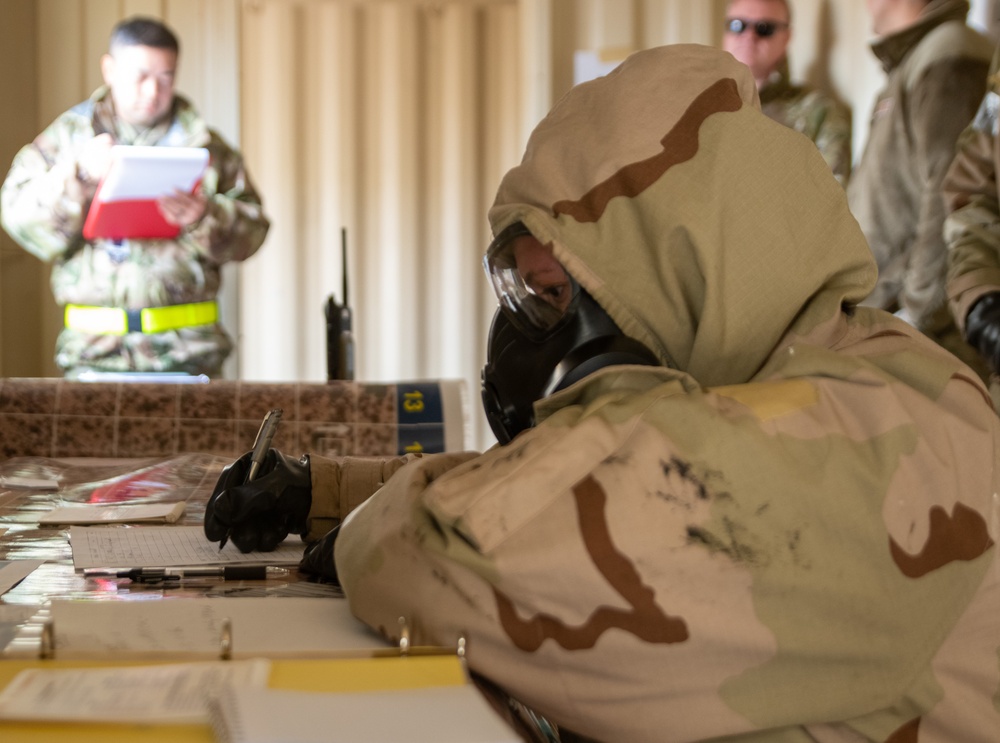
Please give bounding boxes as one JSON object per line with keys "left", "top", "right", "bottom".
{"left": 208, "top": 683, "right": 521, "bottom": 743}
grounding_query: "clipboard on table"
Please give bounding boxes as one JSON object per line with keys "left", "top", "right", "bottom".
{"left": 82, "top": 145, "right": 209, "bottom": 241}
{"left": 0, "top": 608, "right": 486, "bottom": 743}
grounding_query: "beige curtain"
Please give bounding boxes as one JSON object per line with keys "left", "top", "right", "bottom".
{"left": 240, "top": 0, "right": 526, "bottom": 448}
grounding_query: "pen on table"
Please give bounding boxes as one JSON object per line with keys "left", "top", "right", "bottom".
{"left": 219, "top": 407, "right": 283, "bottom": 551}
{"left": 84, "top": 566, "right": 290, "bottom": 583}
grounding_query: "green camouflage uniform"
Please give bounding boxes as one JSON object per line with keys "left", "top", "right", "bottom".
{"left": 0, "top": 86, "right": 269, "bottom": 375}
{"left": 301, "top": 45, "right": 999, "bottom": 742}
{"left": 759, "top": 59, "right": 852, "bottom": 185}
{"left": 943, "top": 43, "right": 1000, "bottom": 409}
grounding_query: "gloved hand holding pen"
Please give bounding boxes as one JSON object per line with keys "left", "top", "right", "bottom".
{"left": 203, "top": 447, "right": 408, "bottom": 556}
{"left": 204, "top": 448, "right": 313, "bottom": 553}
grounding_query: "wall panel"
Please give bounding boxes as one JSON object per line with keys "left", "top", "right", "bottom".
{"left": 0, "top": 1, "right": 43, "bottom": 377}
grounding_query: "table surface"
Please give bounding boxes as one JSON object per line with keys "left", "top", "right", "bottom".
{"left": 0, "top": 454, "right": 334, "bottom": 657}
{"left": 0, "top": 455, "right": 545, "bottom": 743}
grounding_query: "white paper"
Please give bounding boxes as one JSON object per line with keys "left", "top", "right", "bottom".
{"left": 0, "top": 475, "right": 59, "bottom": 490}
{"left": 0, "top": 560, "right": 44, "bottom": 596}
{"left": 70, "top": 525, "right": 305, "bottom": 569}
{"left": 0, "top": 605, "right": 40, "bottom": 656}
{"left": 50, "top": 597, "right": 385, "bottom": 658}
{"left": 0, "top": 659, "right": 270, "bottom": 724}
{"left": 75, "top": 370, "right": 210, "bottom": 384}
{"left": 97, "top": 145, "right": 209, "bottom": 202}
{"left": 209, "top": 684, "right": 521, "bottom": 743}
{"left": 40, "top": 501, "right": 185, "bottom": 525}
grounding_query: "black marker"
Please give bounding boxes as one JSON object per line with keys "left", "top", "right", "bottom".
{"left": 84, "top": 566, "right": 290, "bottom": 584}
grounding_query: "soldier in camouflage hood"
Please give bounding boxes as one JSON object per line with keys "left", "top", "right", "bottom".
{"left": 722, "top": 0, "right": 852, "bottom": 185}
{"left": 204, "top": 45, "right": 999, "bottom": 742}
{"left": 0, "top": 16, "right": 269, "bottom": 376}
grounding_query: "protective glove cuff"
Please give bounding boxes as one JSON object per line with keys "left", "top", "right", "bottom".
{"left": 965, "top": 291, "right": 1000, "bottom": 374}
{"left": 299, "top": 525, "right": 341, "bottom": 583}
{"left": 272, "top": 451, "right": 312, "bottom": 536}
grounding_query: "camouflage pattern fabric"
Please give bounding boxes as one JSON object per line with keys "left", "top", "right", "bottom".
{"left": 326, "top": 45, "right": 999, "bottom": 742}
{"left": 943, "top": 43, "right": 1000, "bottom": 409}
{"left": 0, "top": 86, "right": 269, "bottom": 374}
{"left": 759, "top": 59, "right": 851, "bottom": 186}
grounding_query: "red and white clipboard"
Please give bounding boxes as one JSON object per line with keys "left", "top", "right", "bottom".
{"left": 82, "top": 145, "right": 209, "bottom": 241}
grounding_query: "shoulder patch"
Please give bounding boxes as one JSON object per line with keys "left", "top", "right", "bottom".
{"left": 711, "top": 380, "right": 819, "bottom": 420}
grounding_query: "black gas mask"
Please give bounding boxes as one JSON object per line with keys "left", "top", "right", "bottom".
{"left": 481, "top": 223, "right": 659, "bottom": 444}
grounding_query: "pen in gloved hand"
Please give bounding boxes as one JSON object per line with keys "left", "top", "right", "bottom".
{"left": 218, "top": 407, "right": 283, "bottom": 550}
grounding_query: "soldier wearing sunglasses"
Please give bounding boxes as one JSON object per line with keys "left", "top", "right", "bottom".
{"left": 723, "top": 0, "right": 852, "bottom": 185}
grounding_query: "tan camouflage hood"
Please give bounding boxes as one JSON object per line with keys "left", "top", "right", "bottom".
{"left": 490, "top": 44, "right": 877, "bottom": 387}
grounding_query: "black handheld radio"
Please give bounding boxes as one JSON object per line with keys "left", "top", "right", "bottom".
{"left": 325, "top": 228, "right": 355, "bottom": 381}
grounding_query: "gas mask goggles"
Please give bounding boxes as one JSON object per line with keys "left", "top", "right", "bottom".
{"left": 481, "top": 222, "right": 659, "bottom": 444}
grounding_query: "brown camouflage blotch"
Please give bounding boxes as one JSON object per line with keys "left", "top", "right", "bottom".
{"left": 890, "top": 502, "right": 995, "bottom": 578}
{"left": 495, "top": 475, "right": 689, "bottom": 651}
{"left": 551, "top": 77, "right": 743, "bottom": 223}
{"left": 885, "top": 717, "right": 920, "bottom": 743}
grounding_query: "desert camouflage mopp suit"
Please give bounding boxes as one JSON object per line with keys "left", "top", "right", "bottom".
{"left": 319, "top": 45, "right": 1000, "bottom": 742}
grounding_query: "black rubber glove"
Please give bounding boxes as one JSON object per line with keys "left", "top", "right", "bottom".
{"left": 965, "top": 291, "right": 1000, "bottom": 374}
{"left": 299, "top": 525, "right": 341, "bottom": 584}
{"left": 204, "top": 449, "right": 312, "bottom": 553}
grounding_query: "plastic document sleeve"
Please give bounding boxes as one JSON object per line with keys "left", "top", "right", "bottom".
{"left": 82, "top": 145, "right": 209, "bottom": 241}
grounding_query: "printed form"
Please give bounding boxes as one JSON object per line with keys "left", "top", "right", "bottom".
{"left": 70, "top": 525, "right": 305, "bottom": 569}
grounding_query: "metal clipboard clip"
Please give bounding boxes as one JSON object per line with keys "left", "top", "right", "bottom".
{"left": 38, "top": 616, "right": 236, "bottom": 661}
{"left": 394, "top": 616, "right": 466, "bottom": 660}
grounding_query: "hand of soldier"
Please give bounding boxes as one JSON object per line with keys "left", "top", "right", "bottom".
{"left": 77, "top": 133, "right": 115, "bottom": 183}
{"left": 158, "top": 188, "right": 208, "bottom": 227}
{"left": 299, "top": 525, "right": 341, "bottom": 583}
{"left": 204, "top": 449, "right": 313, "bottom": 553}
{"left": 964, "top": 292, "right": 1000, "bottom": 374}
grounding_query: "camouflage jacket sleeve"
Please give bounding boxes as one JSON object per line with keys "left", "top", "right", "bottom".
{"left": 812, "top": 96, "right": 852, "bottom": 187}
{"left": 0, "top": 115, "right": 96, "bottom": 262}
{"left": 305, "top": 452, "right": 477, "bottom": 542}
{"left": 181, "top": 130, "right": 269, "bottom": 265}
{"left": 943, "top": 56, "right": 1000, "bottom": 332}
{"left": 335, "top": 359, "right": 1000, "bottom": 742}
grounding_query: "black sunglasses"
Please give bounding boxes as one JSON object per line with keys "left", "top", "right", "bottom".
{"left": 725, "top": 18, "right": 789, "bottom": 38}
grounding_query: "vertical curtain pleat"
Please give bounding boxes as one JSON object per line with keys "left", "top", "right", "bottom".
{"left": 360, "top": 3, "right": 422, "bottom": 382}
{"left": 425, "top": 4, "right": 482, "bottom": 381}
{"left": 301, "top": 1, "right": 355, "bottom": 379}
{"left": 241, "top": 2, "right": 303, "bottom": 380}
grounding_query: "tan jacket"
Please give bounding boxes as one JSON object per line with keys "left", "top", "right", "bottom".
{"left": 847, "top": 0, "right": 992, "bottom": 375}
{"left": 320, "top": 45, "right": 999, "bottom": 742}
